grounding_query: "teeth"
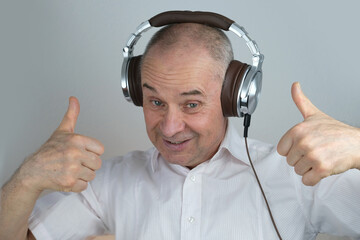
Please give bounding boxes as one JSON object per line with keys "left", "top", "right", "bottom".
{"left": 170, "top": 141, "right": 183, "bottom": 144}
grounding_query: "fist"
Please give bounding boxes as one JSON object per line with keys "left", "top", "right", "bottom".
{"left": 20, "top": 97, "right": 104, "bottom": 193}
{"left": 277, "top": 83, "right": 360, "bottom": 186}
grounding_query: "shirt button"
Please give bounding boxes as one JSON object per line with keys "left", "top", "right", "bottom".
{"left": 188, "top": 217, "right": 195, "bottom": 223}
{"left": 190, "top": 175, "right": 196, "bottom": 182}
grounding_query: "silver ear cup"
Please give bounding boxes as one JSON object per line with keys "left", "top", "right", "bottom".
{"left": 247, "top": 71, "right": 262, "bottom": 115}
{"left": 121, "top": 57, "right": 131, "bottom": 102}
{"left": 237, "top": 68, "right": 262, "bottom": 116}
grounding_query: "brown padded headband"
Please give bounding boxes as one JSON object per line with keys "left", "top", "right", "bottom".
{"left": 149, "top": 11, "right": 234, "bottom": 30}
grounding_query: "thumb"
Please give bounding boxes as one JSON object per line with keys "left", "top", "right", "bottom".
{"left": 57, "top": 96, "right": 80, "bottom": 132}
{"left": 291, "top": 82, "right": 319, "bottom": 119}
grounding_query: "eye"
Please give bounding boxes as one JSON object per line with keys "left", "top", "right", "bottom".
{"left": 184, "top": 101, "right": 201, "bottom": 113}
{"left": 187, "top": 103, "right": 198, "bottom": 108}
{"left": 151, "top": 100, "right": 163, "bottom": 107}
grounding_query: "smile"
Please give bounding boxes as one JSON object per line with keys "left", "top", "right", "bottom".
{"left": 163, "top": 138, "right": 191, "bottom": 151}
{"left": 169, "top": 140, "right": 185, "bottom": 144}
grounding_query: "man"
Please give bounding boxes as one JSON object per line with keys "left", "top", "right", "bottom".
{"left": 1, "top": 23, "right": 360, "bottom": 240}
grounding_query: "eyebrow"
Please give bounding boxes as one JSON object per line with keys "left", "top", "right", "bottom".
{"left": 180, "top": 89, "right": 203, "bottom": 96}
{"left": 143, "top": 83, "right": 203, "bottom": 97}
{"left": 143, "top": 83, "right": 157, "bottom": 93}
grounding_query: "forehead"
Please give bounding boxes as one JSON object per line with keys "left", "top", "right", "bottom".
{"left": 141, "top": 46, "right": 223, "bottom": 92}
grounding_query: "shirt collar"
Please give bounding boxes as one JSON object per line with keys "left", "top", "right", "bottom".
{"left": 150, "top": 120, "right": 250, "bottom": 172}
{"left": 213, "top": 119, "right": 250, "bottom": 166}
{"left": 150, "top": 147, "right": 160, "bottom": 173}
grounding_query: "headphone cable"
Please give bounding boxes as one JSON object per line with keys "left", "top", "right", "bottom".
{"left": 243, "top": 114, "right": 283, "bottom": 240}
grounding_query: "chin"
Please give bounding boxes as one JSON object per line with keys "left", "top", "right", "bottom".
{"left": 163, "top": 154, "right": 186, "bottom": 165}
{"left": 161, "top": 152, "right": 193, "bottom": 166}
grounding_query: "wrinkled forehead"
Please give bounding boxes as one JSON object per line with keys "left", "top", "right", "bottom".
{"left": 142, "top": 44, "right": 226, "bottom": 84}
{"left": 142, "top": 47, "right": 224, "bottom": 85}
{"left": 140, "top": 45, "right": 225, "bottom": 100}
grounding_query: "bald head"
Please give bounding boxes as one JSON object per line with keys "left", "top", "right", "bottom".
{"left": 142, "top": 23, "right": 234, "bottom": 78}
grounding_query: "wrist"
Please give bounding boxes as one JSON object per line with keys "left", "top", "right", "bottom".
{"left": 9, "top": 163, "right": 44, "bottom": 197}
{"left": 353, "top": 127, "right": 360, "bottom": 170}
{"left": 2, "top": 177, "right": 42, "bottom": 202}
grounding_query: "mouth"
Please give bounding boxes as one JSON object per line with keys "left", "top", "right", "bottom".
{"left": 163, "top": 138, "right": 191, "bottom": 151}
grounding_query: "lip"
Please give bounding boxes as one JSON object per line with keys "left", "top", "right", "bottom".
{"left": 163, "top": 138, "right": 191, "bottom": 152}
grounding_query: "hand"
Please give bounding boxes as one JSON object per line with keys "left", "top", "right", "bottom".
{"left": 277, "top": 82, "right": 360, "bottom": 186}
{"left": 19, "top": 97, "right": 104, "bottom": 193}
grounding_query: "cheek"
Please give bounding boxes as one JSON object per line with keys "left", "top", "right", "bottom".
{"left": 143, "top": 108, "right": 161, "bottom": 132}
{"left": 186, "top": 104, "right": 225, "bottom": 135}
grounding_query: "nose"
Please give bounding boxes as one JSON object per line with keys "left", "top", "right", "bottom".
{"left": 160, "top": 106, "right": 185, "bottom": 138}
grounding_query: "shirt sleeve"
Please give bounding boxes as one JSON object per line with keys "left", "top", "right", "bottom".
{"left": 296, "top": 168, "right": 360, "bottom": 238}
{"left": 29, "top": 179, "right": 109, "bottom": 239}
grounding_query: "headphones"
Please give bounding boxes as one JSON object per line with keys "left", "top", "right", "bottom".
{"left": 121, "top": 11, "right": 264, "bottom": 117}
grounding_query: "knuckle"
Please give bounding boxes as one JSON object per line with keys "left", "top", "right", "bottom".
{"left": 99, "top": 143, "right": 105, "bottom": 155}
{"left": 294, "top": 166, "right": 302, "bottom": 175}
{"left": 87, "top": 156, "right": 102, "bottom": 170}
{"left": 315, "top": 164, "right": 331, "bottom": 178}
{"left": 286, "top": 156, "right": 297, "bottom": 166}
{"left": 302, "top": 177, "right": 316, "bottom": 186}
{"left": 64, "top": 161, "right": 81, "bottom": 174}
{"left": 98, "top": 158, "right": 102, "bottom": 168}
{"left": 73, "top": 182, "right": 88, "bottom": 193}
{"left": 309, "top": 160, "right": 332, "bottom": 182}
{"left": 62, "top": 146, "right": 81, "bottom": 161}
{"left": 286, "top": 158, "right": 294, "bottom": 166}
{"left": 89, "top": 171, "right": 96, "bottom": 181}
{"left": 62, "top": 146, "right": 76, "bottom": 158}
{"left": 292, "top": 123, "right": 306, "bottom": 137}
{"left": 61, "top": 176, "right": 77, "bottom": 188}
{"left": 94, "top": 157, "right": 102, "bottom": 170}
{"left": 297, "top": 138, "right": 311, "bottom": 152}
{"left": 306, "top": 151, "right": 317, "bottom": 162}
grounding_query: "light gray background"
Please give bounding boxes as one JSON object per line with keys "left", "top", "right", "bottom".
{"left": 0, "top": 1, "right": 359, "bottom": 239}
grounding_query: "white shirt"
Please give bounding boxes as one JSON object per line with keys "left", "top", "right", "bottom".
{"left": 29, "top": 122, "right": 360, "bottom": 240}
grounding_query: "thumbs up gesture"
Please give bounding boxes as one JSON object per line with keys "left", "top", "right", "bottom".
{"left": 277, "top": 82, "right": 360, "bottom": 186}
{"left": 20, "top": 97, "right": 104, "bottom": 193}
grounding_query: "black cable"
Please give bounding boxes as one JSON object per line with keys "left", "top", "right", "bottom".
{"left": 243, "top": 114, "right": 283, "bottom": 240}
{"left": 243, "top": 114, "right": 251, "bottom": 138}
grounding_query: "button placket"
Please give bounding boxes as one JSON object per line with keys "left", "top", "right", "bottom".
{"left": 180, "top": 171, "right": 202, "bottom": 240}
